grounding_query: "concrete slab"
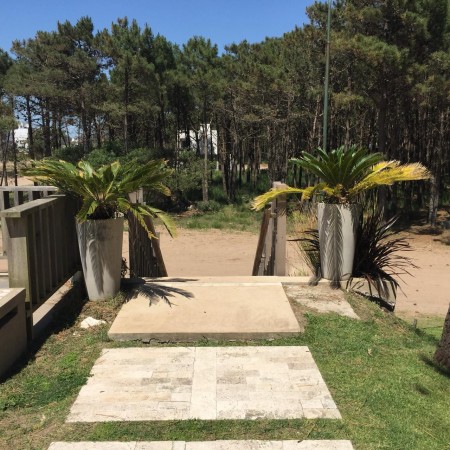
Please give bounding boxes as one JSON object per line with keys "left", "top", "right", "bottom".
{"left": 49, "top": 441, "right": 354, "bottom": 450}
{"left": 110, "top": 278, "right": 302, "bottom": 341}
{"left": 67, "top": 346, "right": 341, "bottom": 422}
{"left": 283, "top": 285, "right": 359, "bottom": 320}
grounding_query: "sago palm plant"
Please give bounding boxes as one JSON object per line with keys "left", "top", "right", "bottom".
{"left": 252, "top": 146, "right": 430, "bottom": 209}
{"left": 24, "top": 159, "right": 176, "bottom": 237}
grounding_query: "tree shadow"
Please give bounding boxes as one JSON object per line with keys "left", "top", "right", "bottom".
{"left": 419, "top": 354, "right": 450, "bottom": 379}
{"left": 120, "top": 278, "right": 195, "bottom": 307}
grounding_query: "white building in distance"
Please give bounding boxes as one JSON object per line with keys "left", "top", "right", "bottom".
{"left": 11, "top": 122, "right": 29, "bottom": 150}
{"left": 178, "top": 124, "right": 217, "bottom": 155}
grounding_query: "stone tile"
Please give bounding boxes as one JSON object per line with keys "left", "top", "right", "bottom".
{"left": 67, "top": 346, "right": 341, "bottom": 422}
{"left": 284, "top": 285, "right": 359, "bottom": 320}
{"left": 49, "top": 442, "right": 353, "bottom": 450}
{"left": 48, "top": 443, "right": 137, "bottom": 450}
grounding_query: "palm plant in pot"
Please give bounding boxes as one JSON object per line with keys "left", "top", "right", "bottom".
{"left": 253, "top": 146, "right": 430, "bottom": 282}
{"left": 24, "top": 159, "right": 175, "bottom": 300}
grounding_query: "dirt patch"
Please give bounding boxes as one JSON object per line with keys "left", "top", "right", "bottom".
{"left": 153, "top": 226, "right": 450, "bottom": 321}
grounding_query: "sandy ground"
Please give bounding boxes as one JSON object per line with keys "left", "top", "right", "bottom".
{"left": 136, "top": 226, "right": 450, "bottom": 321}
{"left": 2, "top": 175, "right": 448, "bottom": 321}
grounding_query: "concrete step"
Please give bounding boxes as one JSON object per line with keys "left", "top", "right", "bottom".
{"left": 110, "top": 277, "right": 305, "bottom": 341}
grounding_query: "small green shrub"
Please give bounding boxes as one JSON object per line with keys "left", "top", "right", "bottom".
{"left": 196, "top": 200, "right": 222, "bottom": 213}
{"left": 53, "top": 145, "right": 85, "bottom": 164}
{"left": 83, "top": 148, "right": 116, "bottom": 169}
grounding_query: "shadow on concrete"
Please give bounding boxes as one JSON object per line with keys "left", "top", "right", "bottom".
{"left": 120, "top": 278, "right": 195, "bottom": 307}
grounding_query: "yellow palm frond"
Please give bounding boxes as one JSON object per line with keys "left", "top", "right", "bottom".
{"left": 252, "top": 186, "right": 304, "bottom": 210}
{"left": 350, "top": 162, "right": 430, "bottom": 196}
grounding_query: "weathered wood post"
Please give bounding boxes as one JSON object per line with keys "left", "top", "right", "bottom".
{"left": 272, "top": 181, "right": 287, "bottom": 276}
{"left": 253, "top": 182, "right": 287, "bottom": 276}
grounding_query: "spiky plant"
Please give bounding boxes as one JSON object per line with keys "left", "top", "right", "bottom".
{"left": 23, "top": 159, "right": 176, "bottom": 237}
{"left": 352, "top": 208, "right": 416, "bottom": 291}
{"left": 252, "top": 146, "right": 430, "bottom": 210}
{"left": 293, "top": 206, "right": 416, "bottom": 294}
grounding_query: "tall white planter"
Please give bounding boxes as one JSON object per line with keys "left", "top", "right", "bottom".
{"left": 318, "top": 203, "right": 361, "bottom": 281}
{"left": 76, "top": 217, "right": 124, "bottom": 300}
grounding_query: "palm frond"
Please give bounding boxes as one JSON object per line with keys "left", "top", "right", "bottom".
{"left": 350, "top": 162, "right": 430, "bottom": 196}
{"left": 23, "top": 159, "right": 175, "bottom": 234}
{"left": 252, "top": 186, "right": 304, "bottom": 210}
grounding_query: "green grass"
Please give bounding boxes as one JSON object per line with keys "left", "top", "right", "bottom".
{"left": 175, "top": 204, "right": 262, "bottom": 233}
{"left": 0, "top": 294, "right": 449, "bottom": 449}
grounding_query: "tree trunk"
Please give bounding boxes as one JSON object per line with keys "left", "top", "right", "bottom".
{"left": 435, "top": 304, "right": 450, "bottom": 371}
{"left": 25, "top": 96, "right": 35, "bottom": 159}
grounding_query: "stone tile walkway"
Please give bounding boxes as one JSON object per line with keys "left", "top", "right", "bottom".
{"left": 48, "top": 440, "right": 354, "bottom": 449}
{"left": 67, "top": 346, "right": 341, "bottom": 422}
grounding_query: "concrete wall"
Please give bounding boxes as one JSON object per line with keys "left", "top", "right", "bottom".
{"left": 0, "top": 288, "right": 26, "bottom": 378}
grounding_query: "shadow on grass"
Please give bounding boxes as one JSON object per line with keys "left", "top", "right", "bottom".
{"left": 419, "top": 354, "right": 450, "bottom": 379}
{"left": 120, "top": 278, "right": 195, "bottom": 307}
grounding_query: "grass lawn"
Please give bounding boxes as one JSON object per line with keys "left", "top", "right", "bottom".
{"left": 174, "top": 204, "right": 262, "bottom": 233}
{"left": 0, "top": 293, "right": 449, "bottom": 450}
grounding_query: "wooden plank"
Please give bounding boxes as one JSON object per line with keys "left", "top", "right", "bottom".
{"left": 145, "top": 217, "right": 168, "bottom": 277}
{"left": 0, "top": 191, "right": 11, "bottom": 256}
{"left": 273, "top": 182, "right": 287, "bottom": 276}
{"left": 252, "top": 205, "right": 272, "bottom": 276}
{"left": 48, "top": 203, "right": 58, "bottom": 286}
{"left": 30, "top": 213, "right": 43, "bottom": 305}
{"left": 5, "top": 216, "right": 34, "bottom": 337}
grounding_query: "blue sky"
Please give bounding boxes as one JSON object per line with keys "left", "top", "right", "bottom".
{"left": 0, "top": 0, "right": 314, "bottom": 54}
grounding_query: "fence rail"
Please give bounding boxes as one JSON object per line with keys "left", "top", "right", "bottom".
{"left": 0, "top": 194, "right": 80, "bottom": 337}
{"left": 252, "top": 182, "right": 287, "bottom": 276}
{"left": 0, "top": 186, "right": 58, "bottom": 256}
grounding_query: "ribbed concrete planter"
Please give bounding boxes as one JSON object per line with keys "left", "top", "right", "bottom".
{"left": 318, "top": 203, "right": 361, "bottom": 281}
{"left": 77, "top": 217, "right": 124, "bottom": 300}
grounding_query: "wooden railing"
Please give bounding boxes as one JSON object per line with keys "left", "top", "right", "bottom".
{"left": 252, "top": 182, "right": 287, "bottom": 276}
{"left": 0, "top": 195, "right": 80, "bottom": 337}
{"left": 0, "top": 186, "right": 58, "bottom": 256}
{"left": 128, "top": 189, "right": 168, "bottom": 277}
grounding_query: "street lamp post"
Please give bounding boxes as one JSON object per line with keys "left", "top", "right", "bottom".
{"left": 322, "top": 0, "right": 332, "bottom": 152}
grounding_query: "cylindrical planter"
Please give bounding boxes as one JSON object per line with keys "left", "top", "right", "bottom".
{"left": 76, "top": 217, "right": 124, "bottom": 300}
{"left": 318, "top": 203, "right": 361, "bottom": 281}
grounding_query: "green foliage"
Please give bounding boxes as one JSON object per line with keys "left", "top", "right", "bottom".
{"left": 53, "top": 145, "right": 86, "bottom": 164}
{"left": 177, "top": 204, "right": 260, "bottom": 232}
{"left": 84, "top": 148, "right": 117, "bottom": 169}
{"left": 291, "top": 146, "right": 431, "bottom": 203}
{"left": 253, "top": 147, "right": 431, "bottom": 209}
{"left": 23, "top": 159, "right": 176, "bottom": 237}
{"left": 196, "top": 200, "right": 222, "bottom": 213}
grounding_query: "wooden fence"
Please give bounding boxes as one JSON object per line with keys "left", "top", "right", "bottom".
{"left": 0, "top": 194, "right": 80, "bottom": 337}
{"left": 252, "top": 182, "right": 287, "bottom": 276}
{"left": 128, "top": 189, "right": 168, "bottom": 277}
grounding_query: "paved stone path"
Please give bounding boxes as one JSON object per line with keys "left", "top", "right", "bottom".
{"left": 49, "top": 441, "right": 354, "bottom": 449}
{"left": 67, "top": 346, "right": 341, "bottom": 422}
